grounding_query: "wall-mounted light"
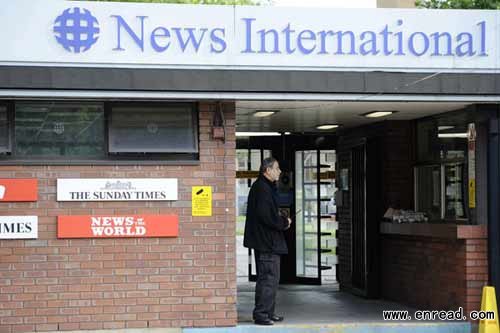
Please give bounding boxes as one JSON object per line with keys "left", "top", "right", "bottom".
{"left": 253, "top": 110, "right": 277, "bottom": 118}
{"left": 362, "top": 111, "right": 397, "bottom": 118}
{"left": 316, "top": 124, "right": 340, "bottom": 130}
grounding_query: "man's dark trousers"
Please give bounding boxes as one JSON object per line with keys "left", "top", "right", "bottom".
{"left": 253, "top": 251, "right": 280, "bottom": 321}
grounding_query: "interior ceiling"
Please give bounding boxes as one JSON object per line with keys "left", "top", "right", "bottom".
{"left": 235, "top": 101, "right": 471, "bottom": 133}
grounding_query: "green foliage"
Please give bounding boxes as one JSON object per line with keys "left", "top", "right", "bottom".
{"left": 83, "top": 0, "right": 271, "bottom": 4}
{"left": 415, "top": 0, "right": 500, "bottom": 9}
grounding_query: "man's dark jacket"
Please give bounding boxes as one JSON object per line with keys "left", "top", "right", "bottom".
{"left": 243, "top": 175, "right": 288, "bottom": 255}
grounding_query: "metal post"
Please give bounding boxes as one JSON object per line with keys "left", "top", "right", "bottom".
{"left": 488, "top": 117, "right": 500, "bottom": 298}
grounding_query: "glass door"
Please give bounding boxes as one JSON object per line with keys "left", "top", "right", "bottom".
{"left": 319, "top": 151, "right": 337, "bottom": 284}
{"left": 295, "top": 150, "right": 320, "bottom": 283}
{"left": 295, "top": 150, "right": 337, "bottom": 284}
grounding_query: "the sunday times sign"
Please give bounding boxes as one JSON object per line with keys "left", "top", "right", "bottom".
{"left": 1, "top": 0, "right": 499, "bottom": 72}
{"left": 57, "top": 178, "right": 178, "bottom": 201}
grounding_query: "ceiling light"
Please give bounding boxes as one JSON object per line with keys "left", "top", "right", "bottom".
{"left": 253, "top": 110, "right": 277, "bottom": 118}
{"left": 362, "top": 111, "right": 397, "bottom": 118}
{"left": 316, "top": 124, "right": 340, "bottom": 130}
{"left": 284, "top": 132, "right": 291, "bottom": 135}
{"left": 236, "top": 132, "right": 282, "bottom": 137}
{"left": 438, "top": 133, "right": 468, "bottom": 138}
{"left": 438, "top": 126, "right": 455, "bottom": 131}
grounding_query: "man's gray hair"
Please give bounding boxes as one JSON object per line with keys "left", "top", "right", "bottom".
{"left": 259, "top": 157, "right": 277, "bottom": 175}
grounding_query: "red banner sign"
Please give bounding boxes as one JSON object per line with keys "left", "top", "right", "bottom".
{"left": 57, "top": 215, "right": 178, "bottom": 238}
{"left": 0, "top": 179, "right": 38, "bottom": 202}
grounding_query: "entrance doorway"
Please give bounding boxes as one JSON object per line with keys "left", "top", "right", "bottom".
{"left": 235, "top": 143, "right": 338, "bottom": 286}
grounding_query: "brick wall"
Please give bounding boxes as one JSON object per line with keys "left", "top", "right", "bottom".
{"left": 380, "top": 231, "right": 488, "bottom": 314}
{"left": 0, "top": 101, "right": 237, "bottom": 332}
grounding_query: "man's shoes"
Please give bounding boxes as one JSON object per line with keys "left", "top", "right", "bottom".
{"left": 254, "top": 318, "right": 274, "bottom": 326}
{"left": 270, "top": 315, "right": 284, "bottom": 322}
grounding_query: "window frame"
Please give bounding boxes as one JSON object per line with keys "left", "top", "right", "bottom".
{"left": 0, "top": 102, "right": 13, "bottom": 155}
{"left": 107, "top": 102, "right": 199, "bottom": 154}
{"left": 0, "top": 100, "right": 200, "bottom": 165}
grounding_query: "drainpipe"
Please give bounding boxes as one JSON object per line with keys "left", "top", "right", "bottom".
{"left": 488, "top": 116, "right": 500, "bottom": 303}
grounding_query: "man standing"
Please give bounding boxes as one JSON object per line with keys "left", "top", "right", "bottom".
{"left": 243, "top": 157, "right": 291, "bottom": 326}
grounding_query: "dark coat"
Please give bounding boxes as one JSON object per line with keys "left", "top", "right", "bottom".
{"left": 243, "top": 175, "right": 288, "bottom": 255}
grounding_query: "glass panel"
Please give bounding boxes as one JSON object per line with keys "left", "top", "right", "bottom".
{"left": 15, "top": 103, "right": 104, "bottom": 157}
{"left": 415, "top": 165, "right": 442, "bottom": 221}
{"left": 444, "top": 163, "right": 467, "bottom": 219}
{"left": 417, "top": 118, "right": 469, "bottom": 163}
{"left": 235, "top": 149, "right": 271, "bottom": 281}
{"left": 319, "top": 150, "right": 337, "bottom": 284}
{"left": 0, "top": 106, "right": 8, "bottom": 153}
{"left": 109, "top": 105, "right": 197, "bottom": 153}
{"left": 296, "top": 150, "right": 319, "bottom": 279}
{"left": 236, "top": 150, "right": 249, "bottom": 171}
{"left": 250, "top": 149, "right": 262, "bottom": 171}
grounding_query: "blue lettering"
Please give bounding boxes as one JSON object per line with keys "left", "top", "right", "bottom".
{"left": 111, "top": 15, "right": 146, "bottom": 51}
{"left": 297, "top": 30, "right": 316, "bottom": 54}
{"left": 394, "top": 19, "right": 405, "bottom": 55}
{"left": 282, "top": 23, "right": 296, "bottom": 54}
{"left": 241, "top": 18, "right": 256, "bottom": 53}
{"left": 317, "top": 30, "right": 334, "bottom": 54}
{"left": 478, "top": 21, "right": 487, "bottom": 56}
{"left": 379, "top": 25, "right": 393, "bottom": 55}
{"left": 258, "top": 28, "right": 281, "bottom": 54}
{"left": 334, "top": 31, "right": 357, "bottom": 55}
{"left": 360, "top": 31, "right": 379, "bottom": 55}
{"left": 172, "top": 28, "right": 208, "bottom": 52}
{"left": 150, "top": 27, "right": 171, "bottom": 52}
{"left": 430, "top": 32, "right": 452, "bottom": 56}
{"left": 456, "top": 32, "right": 475, "bottom": 56}
{"left": 210, "top": 28, "right": 227, "bottom": 53}
{"left": 408, "top": 32, "right": 429, "bottom": 56}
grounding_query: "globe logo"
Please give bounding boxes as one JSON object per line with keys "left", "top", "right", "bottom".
{"left": 53, "top": 7, "right": 99, "bottom": 53}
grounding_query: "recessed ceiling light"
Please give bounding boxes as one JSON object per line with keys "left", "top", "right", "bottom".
{"left": 253, "top": 110, "right": 277, "bottom": 118}
{"left": 316, "top": 124, "right": 340, "bottom": 130}
{"left": 236, "top": 132, "right": 282, "bottom": 137}
{"left": 438, "top": 133, "right": 468, "bottom": 138}
{"left": 362, "top": 111, "right": 397, "bottom": 118}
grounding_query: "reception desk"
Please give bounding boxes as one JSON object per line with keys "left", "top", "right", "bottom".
{"left": 379, "top": 222, "right": 487, "bottom": 316}
{"left": 380, "top": 222, "right": 487, "bottom": 239}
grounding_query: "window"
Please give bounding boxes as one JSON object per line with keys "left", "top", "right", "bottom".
{"left": 109, "top": 104, "right": 198, "bottom": 154}
{"left": 0, "top": 101, "right": 199, "bottom": 163}
{"left": 0, "top": 105, "right": 9, "bottom": 153}
{"left": 415, "top": 111, "right": 472, "bottom": 222}
{"left": 15, "top": 103, "right": 105, "bottom": 158}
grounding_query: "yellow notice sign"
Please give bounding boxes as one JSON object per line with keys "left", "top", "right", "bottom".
{"left": 469, "top": 179, "right": 476, "bottom": 209}
{"left": 192, "top": 186, "right": 212, "bottom": 217}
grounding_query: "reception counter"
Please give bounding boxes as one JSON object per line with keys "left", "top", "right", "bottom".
{"left": 380, "top": 222, "right": 487, "bottom": 239}
{"left": 379, "top": 222, "right": 487, "bottom": 315}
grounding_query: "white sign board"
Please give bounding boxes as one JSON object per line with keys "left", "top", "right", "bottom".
{"left": 0, "top": 0, "right": 499, "bottom": 72}
{"left": 57, "top": 178, "right": 178, "bottom": 201}
{"left": 0, "top": 216, "right": 38, "bottom": 239}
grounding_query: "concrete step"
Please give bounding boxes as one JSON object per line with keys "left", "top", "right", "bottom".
{"left": 185, "top": 322, "right": 471, "bottom": 333}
